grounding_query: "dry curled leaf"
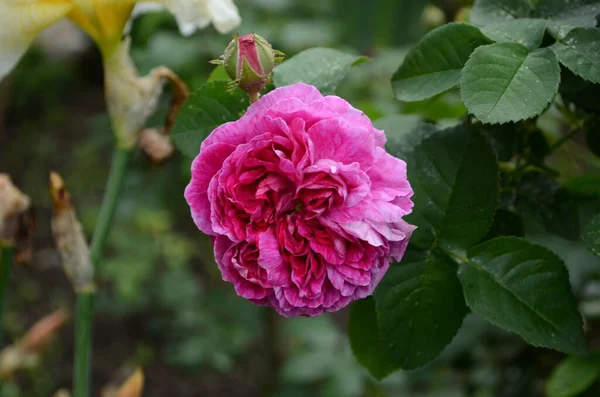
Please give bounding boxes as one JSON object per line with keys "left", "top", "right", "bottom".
{"left": 0, "top": 174, "right": 30, "bottom": 243}
{"left": 0, "top": 310, "right": 68, "bottom": 379}
{"left": 52, "top": 389, "right": 71, "bottom": 397}
{"left": 50, "top": 172, "right": 95, "bottom": 293}
{"left": 14, "top": 209, "right": 36, "bottom": 265}
{"left": 104, "top": 37, "right": 189, "bottom": 150}
{"left": 115, "top": 368, "right": 144, "bottom": 397}
{"left": 138, "top": 128, "right": 175, "bottom": 163}
{"left": 20, "top": 310, "right": 68, "bottom": 353}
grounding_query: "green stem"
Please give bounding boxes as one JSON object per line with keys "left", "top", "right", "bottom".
{"left": 262, "top": 308, "right": 282, "bottom": 395}
{"left": 73, "top": 293, "right": 94, "bottom": 397}
{"left": 550, "top": 124, "right": 587, "bottom": 152}
{"left": 0, "top": 244, "right": 14, "bottom": 347}
{"left": 551, "top": 107, "right": 594, "bottom": 152}
{"left": 90, "top": 148, "right": 132, "bottom": 266}
{"left": 73, "top": 148, "right": 132, "bottom": 397}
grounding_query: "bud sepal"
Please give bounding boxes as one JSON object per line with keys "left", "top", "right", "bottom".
{"left": 212, "top": 33, "right": 284, "bottom": 102}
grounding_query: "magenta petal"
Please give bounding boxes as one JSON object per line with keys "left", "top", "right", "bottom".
{"left": 308, "top": 118, "right": 375, "bottom": 167}
{"left": 185, "top": 142, "right": 236, "bottom": 235}
{"left": 244, "top": 83, "right": 323, "bottom": 118}
{"left": 258, "top": 231, "right": 289, "bottom": 286}
{"left": 368, "top": 147, "right": 413, "bottom": 201}
{"left": 185, "top": 82, "right": 415, "bottom": 317}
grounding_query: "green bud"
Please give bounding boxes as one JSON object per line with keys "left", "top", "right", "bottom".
{"left": 213, "top": 34, "right": 284, "bottom": 102}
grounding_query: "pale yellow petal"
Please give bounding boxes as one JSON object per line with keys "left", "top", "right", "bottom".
{"left": 104, "top": 37, "right": 164, "bottom": 148}
{"left": 94, "top": 0, "right": 135, "bottom": 44}
{"left": 0, "top": 1, "right": 73, "bottom": 79}
{"left": 206, "top": 0, "right": 240, "bottom": 34}
{"left": 68, "top": 0, "right": 135, "bottom": 50}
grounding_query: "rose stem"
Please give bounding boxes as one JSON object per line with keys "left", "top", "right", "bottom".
{"left": 249, "top": 92, "right": 260, "bottom": 104}
{"left": 73, "top": 148, "right": 132, "bottom": 397}
{"left": 0, "top": 242, "right": 13, "bottom": 347}
{"left": 263, "top": 308, "right": 283, "bottom": 394}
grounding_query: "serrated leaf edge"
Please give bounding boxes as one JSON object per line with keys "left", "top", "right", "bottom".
{"left": 460, "top": 44, "right": 561, "bottom": 125}
{"left": 461, "top": 236, "right": 588, "bottom": 356}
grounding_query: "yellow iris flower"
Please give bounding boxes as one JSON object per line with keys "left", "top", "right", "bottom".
{"left": 0, "top": 0, "right": 241, "bottom": 79}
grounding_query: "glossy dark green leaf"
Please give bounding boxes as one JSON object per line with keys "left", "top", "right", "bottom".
{"left": 459, "top": 237, "right": 587, "bottom": 355}
{"left": 546, "top": 354, "right": 600, "bottom": 397}
{"left": 374, "top": 249, "right": 468, "bottom": 369}
{"left": 552, "top": 28, "right": 600, "bottom": 84}
{"left": 374, "top": 114, "right": 437, "bottom": 159}
{"left": 481, "top": 19, "right": 548, "bottom": 50}
{"left": 461, "top": 43, "right": 560, "bottom": 124}
{"left": 273, "top": 48, "right": 367, "bottom": 95}
{"left": 583, "top": 214, "right": 600, "bottom": 257}
{"left": 535, "top": 0, "right": 600, "bottom": 30}
{"left": 559, "top": 68, "right": 600, "bottom": 113}
{"left": 392, "top": 23, "right": 492, "bottom": 101}
{"left": 482, "top": 123, "right": 521, "bottom": 161}
{"left": 471, "top": 0, "right": 532, "bottom": 25}
{"left": 485, "top": 209, "right": 525, "bottom": 239}
{"left": 400, "top": 123, "right": 499, "bottom": 250}
{"left": 170, "top": 81, "right": 250, "bottom": 158}
{"left": 349, "top": 297, "right": 398, "bottom": 380}
{"left": 517, "top": 171, "right": 581, "bottom": 240}
{"left": 402, "top": 92, "right": 468, "bottom": 121}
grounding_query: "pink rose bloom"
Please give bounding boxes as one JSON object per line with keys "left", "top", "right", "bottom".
{"left": 185, "top": 83, "right": 415, "bottom": 317}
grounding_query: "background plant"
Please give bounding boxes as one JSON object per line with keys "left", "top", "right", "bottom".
{"left": 1, "top": 0, "right": 600, "bottom": 396}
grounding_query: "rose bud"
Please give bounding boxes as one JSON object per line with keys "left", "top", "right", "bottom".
{"left": 213, "top": 33, "right": 284, "bottom": 102}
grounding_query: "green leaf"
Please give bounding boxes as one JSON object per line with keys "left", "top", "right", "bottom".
{"left": 391, "top": 23, "right": 492, "bottom": 102}
{"left": 559, "top": 68, "right": 600, "bottom": 113}
{"left": 459, "top": 237, "right": 587, "bottom": 355}
{"left": 374, "top": 249, "right": 468, "bottom": 369}
{"left": 461, "top": 43, "right": 560, "bottom": 124}
{"left": 516, "top": 171, "right": 581, "bottom": 241}
{"left": 481, "top": 19, "right": 548, "bottom": 50}
{"left": 273, "top": 48, "right": 367, "bottom": 95}
{"left": 170, "top": 81, "right": 250, "bottom": 158}
{"left": 348, "top": 297, "right": 398, "bottom": 379}
{"left": 485, "top": 209, "right": 525, "bottom": 239}
{"left": 546, "top": 354, "right": 600, "bottom": 397}
{"left": 471, "top": 0, "right": 532, "bottom": 25}
{"left": 482, "top": 123, "right": 521, "bottom": 161}
{"left": 401, "top": 123, "right": 499, "bottom": 250}
{"left": 535, "top": 0, "right": 600, "bottom": 30}
{"left": 207, "top": 65, "right": 231, "bottom": 82}
{"left": 583, "top": 214, "right": 600, "bottom": 257}
{"left": 551, "top": 28, "right": 600, "bottom": 84}
{"left": 374, "top": 115, "right": 438, "bottom": 159}
{"left": 402, "top": 92, "right": 468, "bottom": 121}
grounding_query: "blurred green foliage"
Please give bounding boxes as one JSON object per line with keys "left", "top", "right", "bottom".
{"left": 2, "top": 0, "right": 600, "bottom": 396}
